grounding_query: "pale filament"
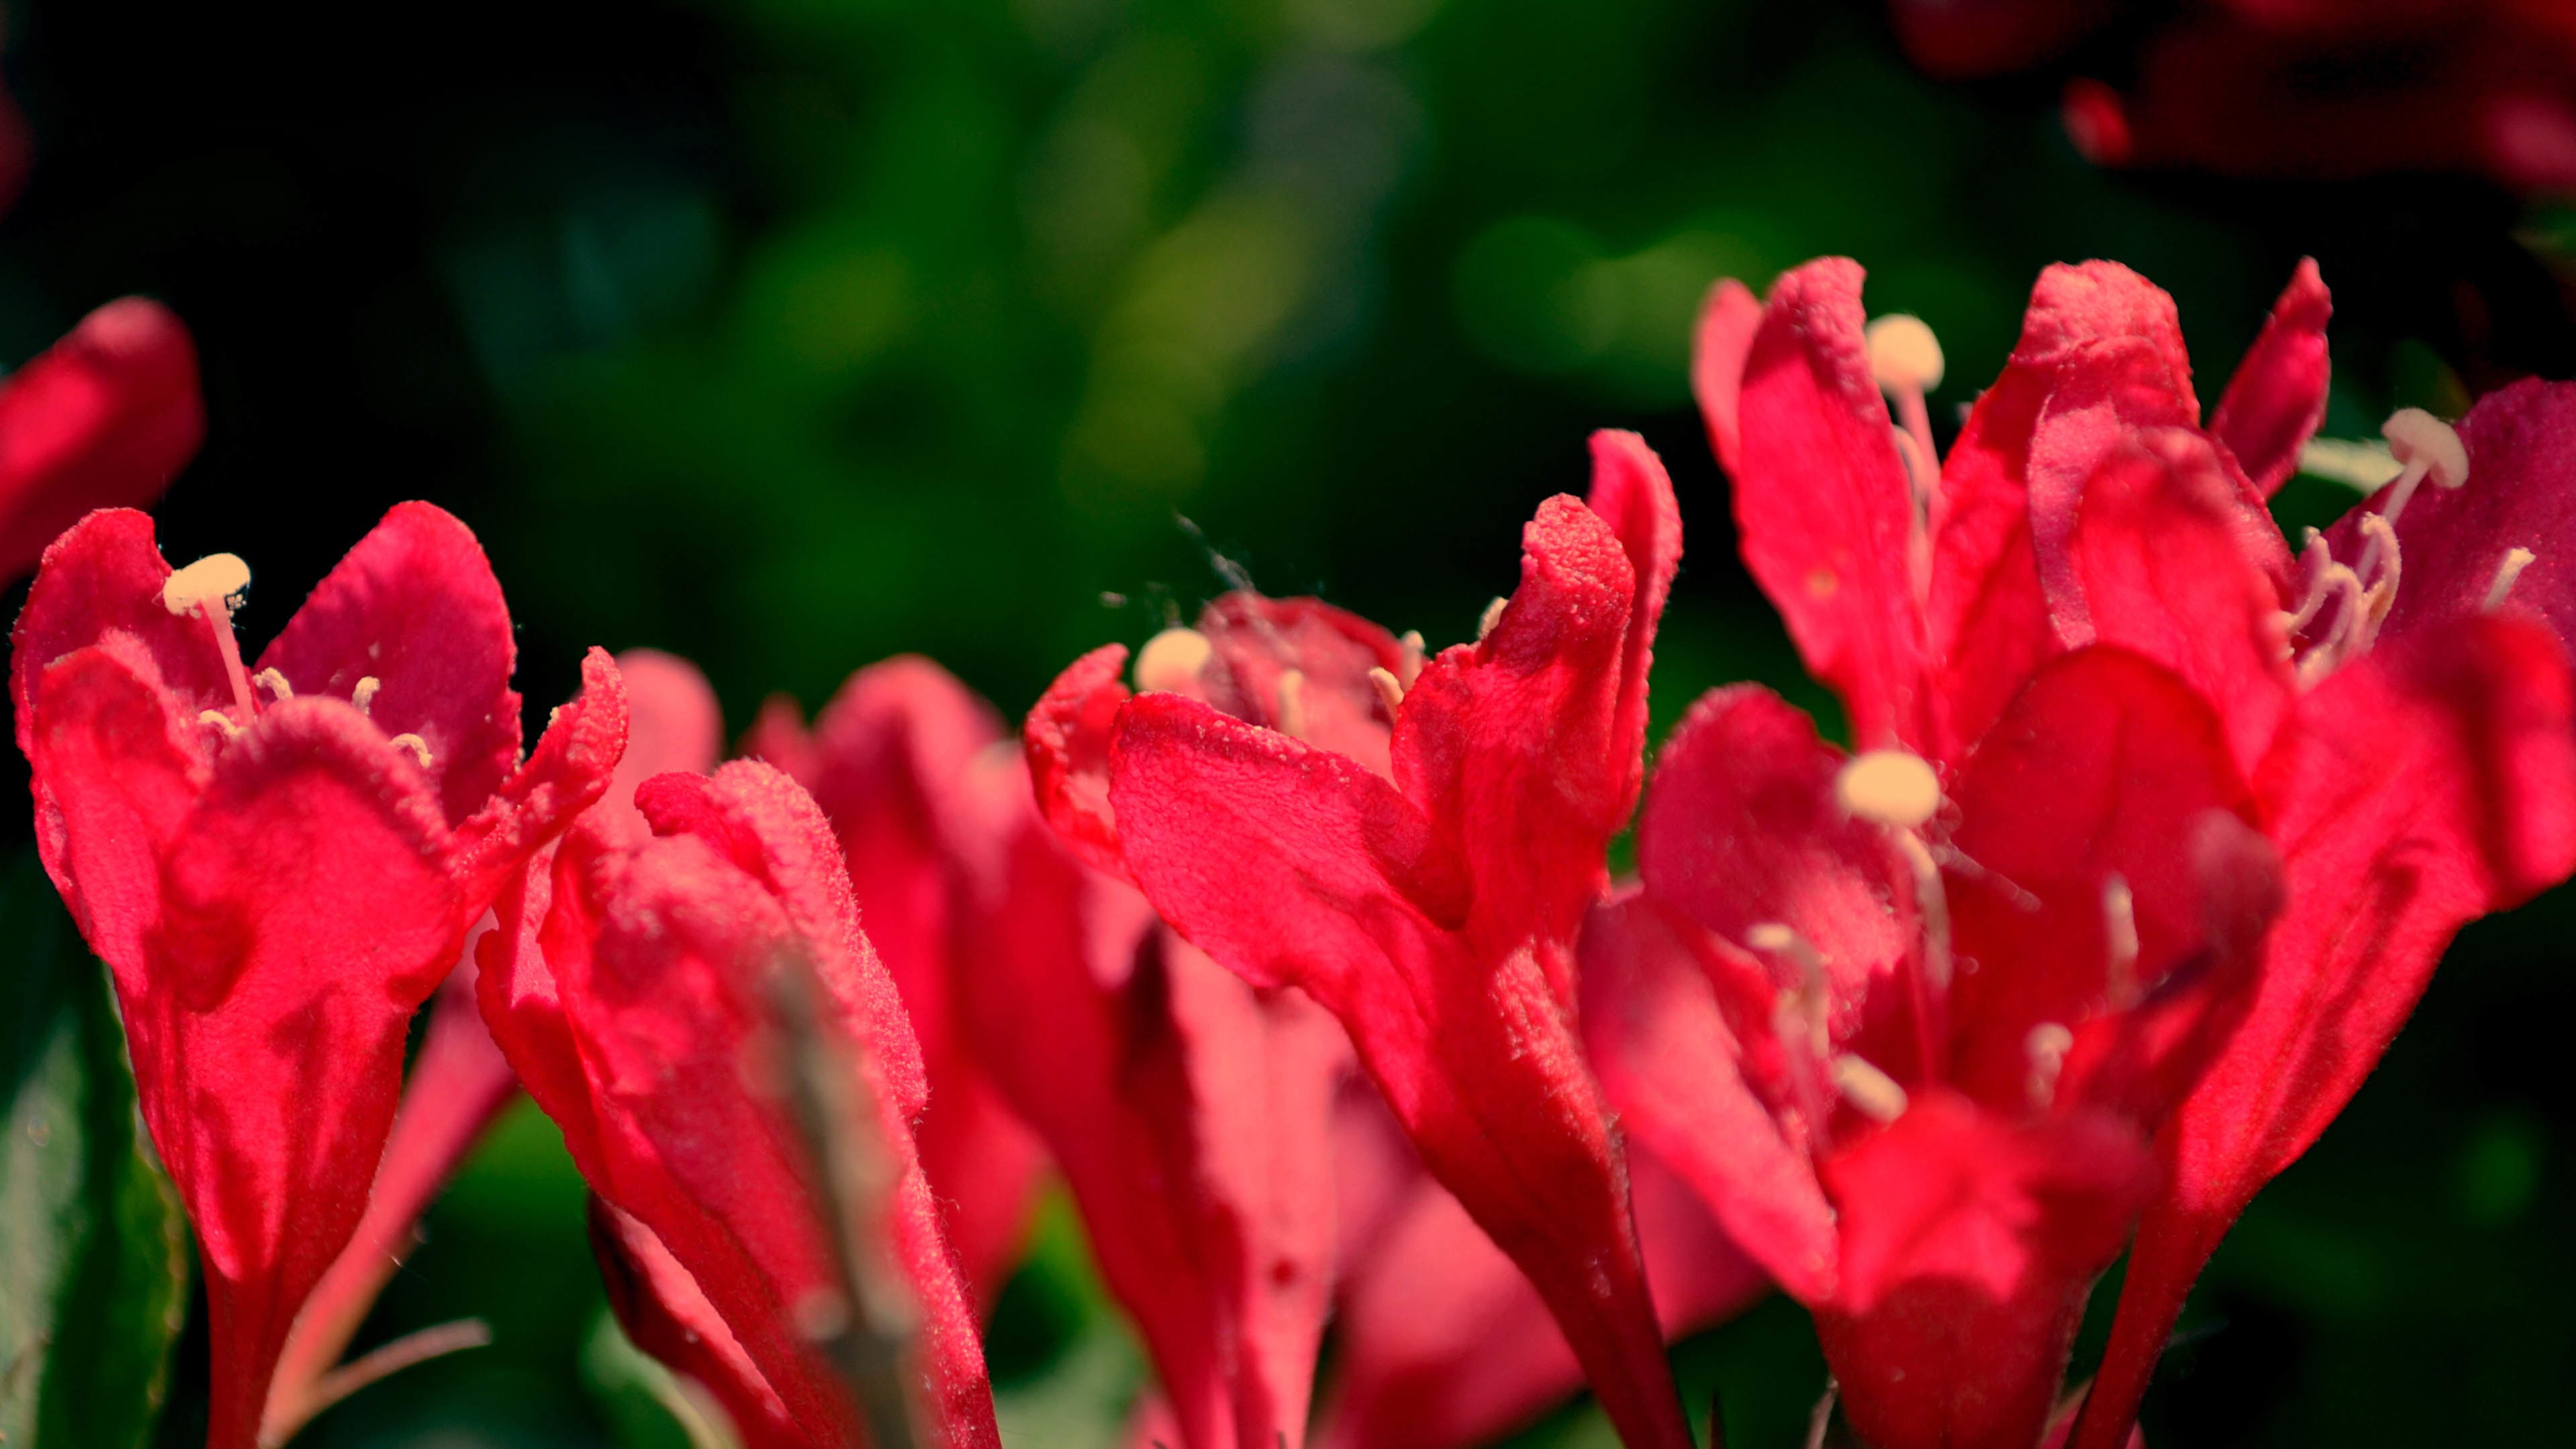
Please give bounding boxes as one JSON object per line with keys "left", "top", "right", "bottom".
{"left": 253, "top": 668, "right": 294, "bottom": 702}
{"left": 1275, "top": 669, "right": 1308, "bottom": 740}
{"left": 388, "top": 734, "right": 434, "bottom": 770}
{"left": 1835, "top": 750, "right": 1952, "bottom": 1081}
{"left": 2354, "top": 409, "right": 2467, "bottom": 586}
{"left": 164, "top": 554, "right": 257, "bottom": 721}
{"left": 2485, "top": 547, "right": 2537, "bottom": 612}
{"left": 1751, "top": 921, "right": 1837, "bottom": 1155}
{"left": 1831, "top": 1055, "right": 1910, "bottom": 1123}
{"left": 1396, "top": 629, "right": 1426, "bottom": 688}
{"left": 1367, "top": 666, "right": 1404, "bottom": 718}
{"left": 1475, "top": 596, "right": 1507, "bottom": 643}
{"left": 2025, "top": 1022, "right": 2073, "bottom": 1110}
{"left": 2102, "top": 875, "right": 2139, "bottom": 1010}
{"left": 1869, "top": 313, "right": 1946, "bottom": 605}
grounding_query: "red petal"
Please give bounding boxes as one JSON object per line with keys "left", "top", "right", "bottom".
{"left": 611, "top": 648, "right": 725, "bottom": 816}
{"left": 2081, "top": 613, "right": 2576, "bottom": 1445}
{"left": 147, "top": 698, "right": 463, "bottom": 1449}
{"left": 1816, "top": 1094, "right": 2156, "bottom": 1449}
{"left": 792, "top": 659, "right": 1043, "bottom": 1314}
{"left": 1392, "top": 492, "right": 1637, "bottom": 998}
{"left": 2208, "top": 260, "right": 2332, "bottom": 500}
{"left": 1024, "top": 642, "right": 1135, "bottom": 879}
{"left": 1197, "top": 593, "right": 1407, "bottom": 778}
{"left": 591, "top": 1198, "right": 804, "bottom": 1449}
{"left": 1579, "top": 889, "right": 1838, "bottom": 1303}
{"left": 1636, "top": 684, "right": 1904, "bottom": 1028}
{"left": 1730, "top": 258, "right": 1928, "bottom": 749}
{"left": 1945, "top": 647, "right": 2264, "bottom": 1119}
{"left": 955, "top": 738, "right": 1339, "bottom": 1449}
{"left": 1691, "top": 279, "right": 1761, "bottom": 476}
{"left": 450, "top": 647, "right": 629, "bottom": 916}
{"left": 2060, "top": 431, "right": 2295, "bottom": 775}
{"left": 13, "top": 509, "right": 232, "bottom": 773}
{"left": 1586, "top": 429, "right": 1683, "bottom": 813}
{"left": 1112, "top": 693, "right": 1690, "bottom": 1449}
{"left": 1928, "top": 262, "right": 2202, "bottom": 755}
{"left": 2325, "top": 378, "right": 2576, "bottom": 649}
{"left": 0, "top": 298, "right": 203, "bottom": 584}
{"left": 259, "top": 502, "right": 521, "bottom": 829}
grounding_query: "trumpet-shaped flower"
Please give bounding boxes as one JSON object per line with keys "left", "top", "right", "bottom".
{"left": 10, "top": 504, "right": 627, "bottom": 1449}
{"left": 1029, "top": 430, "right": 1694, "bottom": 1449}
{"left": 1653, "top": 257, "right": 2576, "bottom": 1449}
{"left": 476, "top": 759, "right": 1000, "bottom": 1449}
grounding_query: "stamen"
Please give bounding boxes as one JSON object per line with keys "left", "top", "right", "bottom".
{"left": 1475, "top": 596, "right": 1507, "bottom": 643}
{"left": 2102, "top": 875, "right": 2139, "bottom": 1009}
{"left": 164, "top": 553, "right": 257, "bottom": 721}
{"left": 352, "top": 676, "right": 382, "bottom": 717}
{"left": 1367, "top": 666, "right": 1405, "bottom": 718}
{"left": 2485, "top": 547, "right": 2537, "bottom": 612}
{"left": 2296, "top": 438, "right": 2402, "bottom": 492}
{"left": 1894, "top": 831, "right": 1955, "bottom": 997}
{"left": 2281, "top": 529, "right": 2338, "bottom": 636}
{"left": 1134, "top": 627, "right": 1213, "bottom": 695}
{"left": 2355, "top": 513, "right": 2401, "bottom": 646}
{"left": 1835, "top": 751, "right": 1941, "bottom": 829}
{"left": 387, "top": 733, "right": 434, "bottom": 769}
{"left": 2381, "top": 408, "right": 2469, "bottom": 499}
{"left": 1275, "top": 670, "right": 1307, "bottom": 740}
{"left": 1397, "top": 629, "right": 1426, "bottom": 687}
{"left": 1866, "top": 313, "right": 1944, "bottom": 494}
{"left": 160, "top": 553, "right": 252, "bottom": 616}
{"left": 1831, "top": 1056, "right": 1909, "bottom": 1123}
{"left": 2025, "top": 1022, "right": 2073, "bottom": 1110}
{"left": 253, "top": 668, "right": 294, "bottom": 702}
{"left": 198, "top": 709, "right": 242, "bottom": 740}
{"left": 1749, "top": 922, "right": 1837, "bottom": 1152}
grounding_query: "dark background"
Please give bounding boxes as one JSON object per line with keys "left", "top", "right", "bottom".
{"left": 2, "top": 0, "right": 2570, "bottom": 1443}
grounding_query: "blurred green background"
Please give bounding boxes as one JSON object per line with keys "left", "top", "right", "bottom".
{"left": 1, "top": 0, "right": 2572, "bottom": 1444}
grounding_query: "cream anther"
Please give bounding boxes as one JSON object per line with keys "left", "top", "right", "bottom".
{"left": 2103, "top": 875, "right": 2139, "bottom": 1008}
{"left": 1134, "top": 627, "right": 1213, "bottom": 694}
{"left": 1276, "top": 670, "right": 1308, "bottom": 740}
{"left": 1368, "top": 666, "right": 1405, "bottom": 718}
{"left": 352, "top": 677, "right": 382, "bottom": 717}
{"left": 197, "top": 709, "right": 241, "bottom": 739}
{"left": 2485, "top": 547, "right": 2537, "bottom": 612}
{"left": 253, "top": 668, "right": 293, "bottom": 702}
{"left": 161, "top": 553, "right": 251, "bottom": 616}
{"left": 1397, "top": 629, "right": 1426, "bottom": 687}
{"left": 388, "top": 733, "right": 433, "bottom": 769}
{"left": 1832, "top": 1056, "right": 1910, "bottom": 1123}
{"left": 2382, "top": 409, "right": 2468, "bottom": 493}
{"left": 1475, "top": 596, "right": 1508, "bottom": 643}
{"left": 2025, "top": 1022, "right": 2073, "bottom": 1109}
{"left": 1836, "top": 751, "right": 1942, "bottom": 829}
{"left": 1865, "top": 314, "right": 1945, "bottom": 393}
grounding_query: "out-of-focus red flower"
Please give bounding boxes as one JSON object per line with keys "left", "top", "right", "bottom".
{"left": 745, "top": 661, "right": 1049, "bottom": 1318}
{"left": 477, "top": 758, "right": 999, "bottom": 1448}
{"left": 1320, "top": 1083, "right": 1766, "bottom": 1449}
{"left": 0, "top": 298, "right": 202, "bottom": 585}
{"left": 1886, "top": 0, "right": 2576, "bottom": 193}
{"left": 1029, "top": 430, "right": 1695, "bottom": 1449}
{"left": 1667, "top": 256, "right": 2576, "bottom": 1449}
{"left": 10, "top": 504, "right": 627, "bottom": 1449}
{"left": 263, "top": 648, "right": 723, "bottom": 1444}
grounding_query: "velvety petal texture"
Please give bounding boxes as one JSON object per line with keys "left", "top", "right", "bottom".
{"left": 11, "top": 505, "right": 625, "bottom": 1449}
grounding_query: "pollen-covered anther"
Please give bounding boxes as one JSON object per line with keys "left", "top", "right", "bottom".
{"left": 1864, "top": 314, "right": 1944, "bottom": 394}
{"left": 1835, "top": 750, "right": 1942, "bottom": 829}
{"left": 2484, "top": 547, "right": 2537, "bottom": 612}
{"left": 2025, "top": 1022, "right": 2074, "bottom": 1110}
{"left": 253, "top": 668, "right": 293, "bottom": 702}
{"left": 1134, "top": 627, "right": 1213, "bottom": 695}
{"left": 2381, "top": 408, "right": 2469, "bottom": 495}
{"left": 1276, "top": 670, "right": 1308, "bottom": 740}
{"left": 387, "top": 733, "right": 433, "bottom": 769}
{"left": 197, "top": 709, "right": 242, "bottom": 740}
{"left": 160, "top": 552, "right": 251, "bottom": 616}
{"left": 1367, "top": 666, "right": 1404, "bottom": 718}
{"left": 1475, "top": 596, "right": 1508, "bottom": 643}
{"left": 1831, "top": 1056, "right": 1909, "bottom": 1123}
{"left": 1397, "top": 629, "right": 1426, "bottom": 687}
{"left": 351, "top": 676, "right": 381, "bottom": 717}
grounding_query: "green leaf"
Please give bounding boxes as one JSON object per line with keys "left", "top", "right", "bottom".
{"left": 0, "top": 850, "right": 192, "bottom": 1449}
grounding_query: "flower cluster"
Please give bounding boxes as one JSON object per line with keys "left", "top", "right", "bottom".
{"left": 11, "top": 249, "right": 2574, "bottom": 1449}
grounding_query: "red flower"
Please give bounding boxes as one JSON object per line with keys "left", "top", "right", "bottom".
{"left": 1884, "top": 0, "right": 2576, "bottom": 193}
{"left": 759, "top": 653, "right": 1342, "bottom": 1449}
{"left": 745, "top": 660, "right": 1049, "bottom": 1317}
{"left": 1669, "top": 255, "right": 2576, "bottom": 1449}
{"left": 1321, "top": 1084, "right": 1766, "bottom": 1449}
{"left": 476, "top": 758, "right": 1000, "bottom": 1449}
{"left": 10, "top": 504, "right": 627, "bottom": 1449}
{"left": 0, "top": 298, "right": 202, "bottom": 585}
{"left": 1029, "top": 431, "right": 1694, "bottom": 1449}
{"left": 262, "top": 648, "right": 725, "bottom": 1443}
